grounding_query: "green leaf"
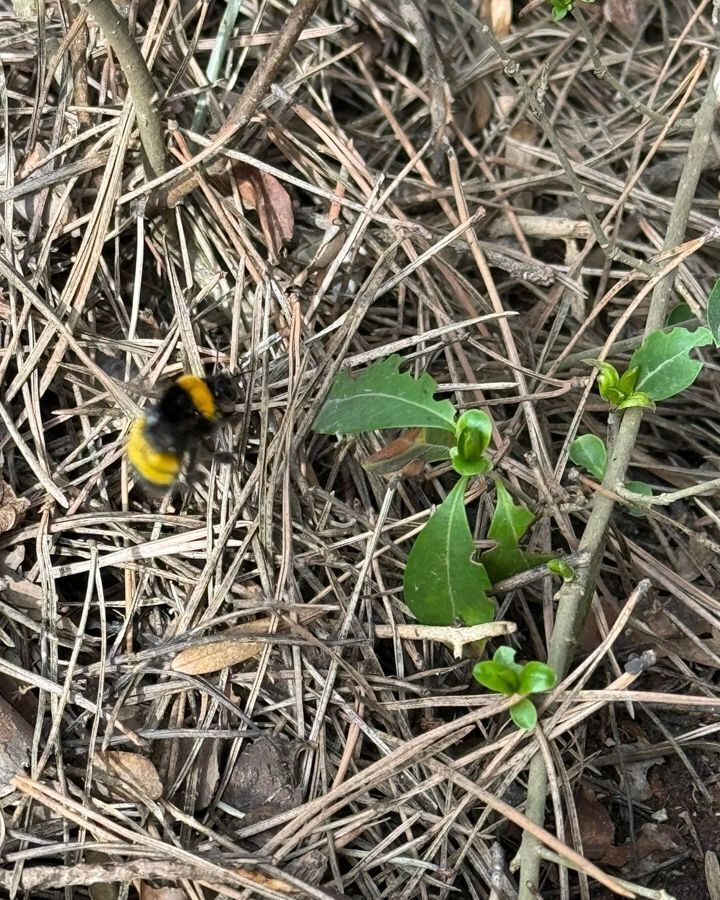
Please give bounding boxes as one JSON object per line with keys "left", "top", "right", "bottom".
{"left": 450, "top": 409, "right": 493, "bottom": 476}
{"left": 569, "top": 434, "right": 607, "bottom": 481}
{"left": 616, "top": 391, "right": 656, "bottom": 411}
{"left": 707, "top": 278, "right": 720, "bottom": 347}
{"left": 617, "top": 366, "right": 639, "bottom": 396}
{"left": 473, "top": 660, "right": 519, "bottom": 695}
{"left": 488, "top": 481, "right": 534, "bottom": 547}
{"left": 313, "top": 355, "right": 457, "bottom": 435}
{"left": 450, "top": 453, "right": 493, "bottom": 477}
{"left": 629, "top": 327, "right": 712, "bottom": 401}
{"left": 547, "top": 559, "right": 575, "bottom": 581}
{"left": 667, "top": 303, "right": 694, "bottom": 327}
{"left": 510, "top": 698, "right": 537, "bottom": 731}
{"left": 493, "top": 645, "right": 521, "bottom": 670}
{"left": 483, "top": 545, "right": 554, "bottom": 584}
{"left": 362, "top": 427, "right": 455, "bottom": 474}
{"left": 625, "top": 480, "right": 652, "bottom": 518}
{"left": 518, "top": 662, "right": 557, "bottom": 695}
{"left": 587, "top": 360, "right": 620, "bottom": 403}
{"left": 481, "top": 481, "right": 552, "bottom": 583}
{"left": 454, "top": 410, "right": 492, "bottom": 461}
{"left": 403, "top": 478, "right": 494, "bottom": 626}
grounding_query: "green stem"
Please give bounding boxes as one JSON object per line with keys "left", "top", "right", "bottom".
{"left": 517, "top": 48, "right": 720, "bottom": 900}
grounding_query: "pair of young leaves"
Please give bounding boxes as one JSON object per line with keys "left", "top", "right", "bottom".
{"left": 589, "top": 325, "right": 713, "bottom": 411}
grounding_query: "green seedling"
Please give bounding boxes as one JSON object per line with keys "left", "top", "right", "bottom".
{"left": 473, "top": 646, "right": 557, "bottom": 730}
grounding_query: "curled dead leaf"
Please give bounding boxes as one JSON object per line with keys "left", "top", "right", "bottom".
{"left": 574, "top": 784, "right": 630, "bottom": 867}
{"left": 471, "top": 80, "right": 493, "bottom": 131}
{"left": 574, "top": 784, "right": 614, "bottom": 861}
{"left": 0, "top": 480, "right": 30, "bottom": 533}
{"left": 93, "top": 751, "right": 163, "bottom": 801}
{"left": 480, "top": 0, "right": 511, "bottom": 36}
{"left": 224, "top": 734, "right": 301, "bottom": 821}
{"left": 362, "top": 427, "right": 454, "bottom": 474}
{"left": 635, "top": 823, "right": 686, "bottom": 862}
{"left": 232, "top": 163, "right": 294, "bottom": 263}
{"left": 0, "top": 694, "right": 33, "bottom": 795}
{"left": 171, "top": 621, "right": 266, "bottom": 676}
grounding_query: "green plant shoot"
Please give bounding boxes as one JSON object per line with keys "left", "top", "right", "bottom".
{"left": 450, "top": 409, "right": 493, "bottom": 476}
{"left": 548, "top": 0, "right": 595, "bottom": 21}
{"left": 481, "top": 481, "right": 554, "bottom": 583}
{"left": 473, "top": 646, "right": 556, "bottom": 731}
{"left": 587, "top": 360, "right": 654, "bottom": 411}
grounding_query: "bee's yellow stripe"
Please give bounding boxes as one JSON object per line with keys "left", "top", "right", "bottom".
{"left": 177, "top": 375, "right": 217, "bottom": 421}
{"left": 127, "top": 418, "right": 181, "bottom": 486}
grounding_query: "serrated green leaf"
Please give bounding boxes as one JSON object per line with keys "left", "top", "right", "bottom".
{"left": 625, "top": 480, "right": 652, "bottom": 518}
{"left": 313, "top": 355, "right": 457, "bottom": 435}
{"left": 707, "top": 278, "right": 720, "bottom": 347}
{"left": 667, "top": 303, "right": 694, "bottom": 327}
{"left": 473, "top": 660, "right": 519, "bottom": 695}
{"left": 510, "top": 698, "right": 537, "bottom": 730}
{"left": 629, "top": 327, "right": 712, "bottom": 401}
{"left": 403, "top": 478, "right": 493, "bottom": 627}
{"left": 569, "top": 434, "right": 607, "bottom": 481}
{"left": 518, "top": 661, "right": 557, "bottom": 695}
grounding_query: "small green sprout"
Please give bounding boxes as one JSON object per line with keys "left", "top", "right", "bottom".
{"left": 586, "top": 360, "right": 655, "bottom": 412}
{"left": 450, "top": 409, "right": 493, "bottom": 476}
{"left": 548, "top": 0, "right": 595, "bottom": 21}
{"left": 473, "top": 646, "right": 557, "bottom": 730}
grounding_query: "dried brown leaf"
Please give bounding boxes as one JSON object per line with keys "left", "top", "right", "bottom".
{"left": 635, "top": 823, "right": 686, "bottom": 861}
{"left": 481, "top": 0, "right": 512, "bottom": 36}
{"left": 194, "top": 738, "right": 220, "bottom": 811}
{"left": 574, "top": 784, "right": 614, "bottom": 861}
{"left": 363, "top": 427, "right": 454, "bottom": 474}
{"left": 233, "top": 163, "right": 294, "bottom": 263}
{"left": 603, "top": 0, "right": 645, "bottom": 36}
{"left": 0, "top": 694, "right": 33, "bottom": 795}
{"left": 93, "top": 752, "right": 163, "bottom": 801}
{"left": 471, "top": 80, "right": 493, "bottom": 131}
{"left": 0, "top": 479, "right": 30, "bottom": 533}
{"left": 140, "top": 888, "right": 187, "bottom": 900}
{"left": 224, "top": 734, "right": 301, "bottom": 822}
{"left": 171, "top": 620, "right": 268, "bottom": 676}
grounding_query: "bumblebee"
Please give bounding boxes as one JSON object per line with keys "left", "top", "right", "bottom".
{"left": 127, "top": 373, "right": 234, "bottom": 488}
